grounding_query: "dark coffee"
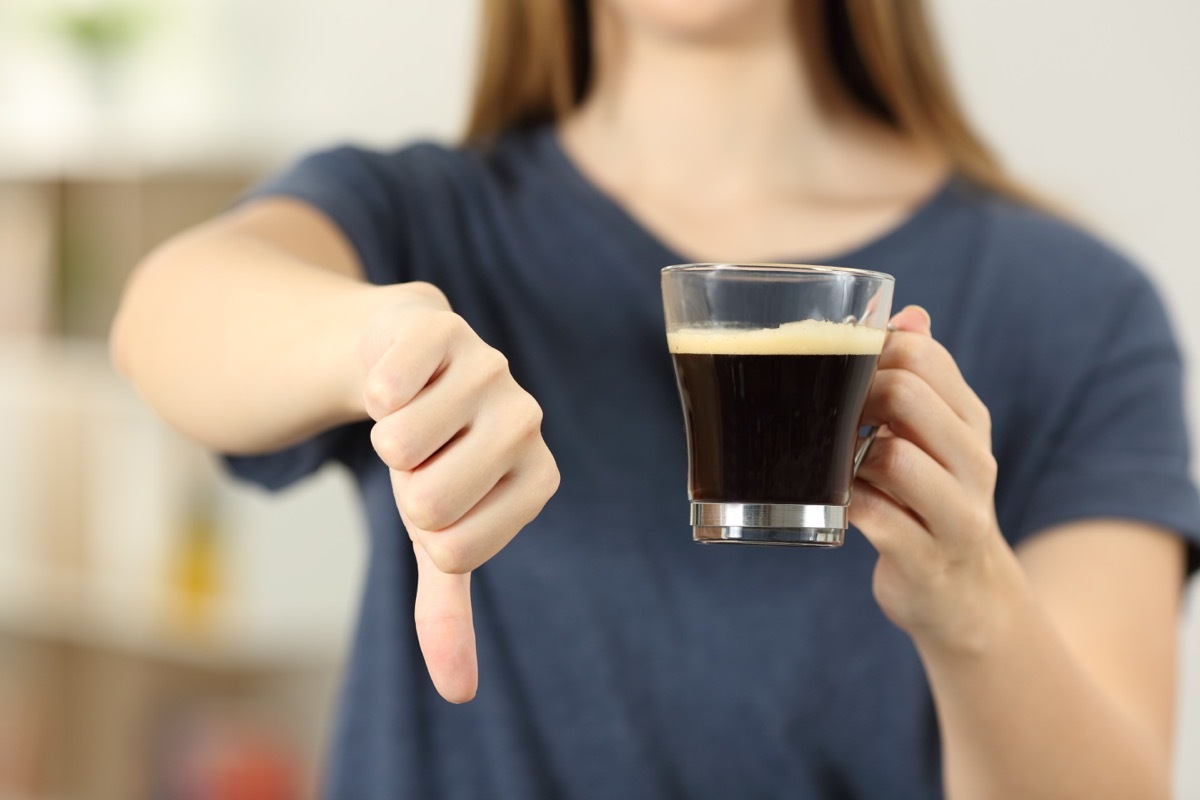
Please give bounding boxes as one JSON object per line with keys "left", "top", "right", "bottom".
{"left": 668, "top": 321, "right": 882, "bottom": 507}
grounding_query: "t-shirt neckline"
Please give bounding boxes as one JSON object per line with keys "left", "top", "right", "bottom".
{"left": 531, "top": 123, "right": 958, "bottom": 269}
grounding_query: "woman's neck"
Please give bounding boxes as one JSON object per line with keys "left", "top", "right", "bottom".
{"left": 559, "top": 4, "right": 945, "bottom": 210}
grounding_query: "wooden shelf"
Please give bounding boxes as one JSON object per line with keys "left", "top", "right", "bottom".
{"left": 0, "top": 341, "right": 362, "bottom": 674}
{"left": 0, "top": 558, "right": 343, "bottom": 672}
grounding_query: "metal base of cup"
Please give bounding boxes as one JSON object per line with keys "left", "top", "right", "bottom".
{"left": 693, "top": 526, "right": 844, "bottom": 546}
{"left": 690, "top": 502, "right": 846, "bottom": 548}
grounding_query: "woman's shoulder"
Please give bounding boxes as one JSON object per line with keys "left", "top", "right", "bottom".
{"left": 931, "top": 180, "right": 1180, "bottom": 405}
{"left": 276, "top": 138, "right": 485, "bottom": 198}
{"left": 959, "top": 181, "right": 1151, "bottom": 295}
{"left": 245, "top": 132, "right": 545, "bottom": 255}
{"left": 282, "top": 127, "right": 546, "bottom": 201}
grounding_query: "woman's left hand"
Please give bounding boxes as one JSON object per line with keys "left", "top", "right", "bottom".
{"left": 850, "top": 305, "right": 1021, "bottom": 652}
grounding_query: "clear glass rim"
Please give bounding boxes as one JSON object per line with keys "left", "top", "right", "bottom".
{"left": 661, "top": 262, "right": 894, "bottom": 283}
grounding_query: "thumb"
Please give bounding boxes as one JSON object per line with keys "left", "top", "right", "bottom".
{"left": 411, "top": 539, "right": 478, "bottom": 702}
{"left": 889, "top": 304, "right": 932, "bottom": 336}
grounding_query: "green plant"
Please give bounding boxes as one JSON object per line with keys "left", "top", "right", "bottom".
{"left": 50, "top": 3, "right": 154, "bottom": 59}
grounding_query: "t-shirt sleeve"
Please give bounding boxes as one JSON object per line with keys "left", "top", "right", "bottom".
{"left": 1013, "top": 274, "right": 1200, "bottom": 575}
{"left": 223, "top": 146, "right": 409, "bottom": 490}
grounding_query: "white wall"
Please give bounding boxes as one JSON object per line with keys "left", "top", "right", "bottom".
{"left": 204, "top": 0, "right": 480, "bottom": 160}
{"left": 0, "top": 0, "right": 478, "bottom": 170}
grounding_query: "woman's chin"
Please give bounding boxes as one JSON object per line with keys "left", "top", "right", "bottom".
{"left": 598, "top": 0, "right": 790, "bottom": 45}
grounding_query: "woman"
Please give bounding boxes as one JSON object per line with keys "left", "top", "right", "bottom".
{"left": 111, "top": 0, "right": 1199, "bottom": 797}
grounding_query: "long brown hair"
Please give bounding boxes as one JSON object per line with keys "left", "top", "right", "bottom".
{"left": 465, "top": 0, "right": 1037, "bottom": 207}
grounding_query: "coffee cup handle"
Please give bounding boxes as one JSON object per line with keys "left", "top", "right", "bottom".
{"left": 853, "top": 426, "right": 878, "bottom": 473}
{"left": 853, "top": 322, "right": 896, "bottom": 475}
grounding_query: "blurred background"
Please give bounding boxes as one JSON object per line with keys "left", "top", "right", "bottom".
{"left": 0, "top": 1, "right": 1196, "bottom": 798}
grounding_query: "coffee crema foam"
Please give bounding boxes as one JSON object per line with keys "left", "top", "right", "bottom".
{"left": 667, "top": 319, "right": 885, "bottom": 356}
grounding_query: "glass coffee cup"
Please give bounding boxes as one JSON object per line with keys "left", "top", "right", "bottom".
{"left": 662, "top": 263, "right": 894, "bottom": 547}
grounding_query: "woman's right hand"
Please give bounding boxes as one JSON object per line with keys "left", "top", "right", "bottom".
{"left": 360, "top": 282, "right": 560, "bottom": 703}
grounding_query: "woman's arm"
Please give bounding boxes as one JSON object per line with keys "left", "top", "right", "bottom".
{"left": 112, "top": 199, "right": 559, "bottom": 702}
{"left": 111, "top": 197, "right": 430, "bottom": 453}
{"left": 849, "top": 307, "right": 1182, "bottom": 800}
{"left": 920, "top": 523, "right": 1180, "bottom": 800}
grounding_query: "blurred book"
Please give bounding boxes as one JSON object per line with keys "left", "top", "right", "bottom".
{"left": 0, "top": 183, "right": 55, "bottom": 336}
{"left": 0, "top": 644, "right": 51, "bottom": 798}
{"left": 155, "top": 708, "right": 304, "bottom": 800}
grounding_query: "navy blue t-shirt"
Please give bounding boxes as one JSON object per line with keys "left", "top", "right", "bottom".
{"left": 228, "top": 126, "right": 1200, "bottom": 799}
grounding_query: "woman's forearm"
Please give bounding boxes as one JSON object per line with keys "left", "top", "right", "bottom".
{"left": 851, "top": 309, "right": 1174, "bottom": 800}
{"left": 916, "top": 550, "right": 1169, "bottom": 800}
{"left": 111, "top": 224, "right": 407, "bottom": 454}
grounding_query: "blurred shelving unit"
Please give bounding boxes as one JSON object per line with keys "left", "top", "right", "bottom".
{"left": 0, "top": 1, "right": 459, "bottom": 795}
{"left": 0, "top": 146, "right": 364, "bottom": 800}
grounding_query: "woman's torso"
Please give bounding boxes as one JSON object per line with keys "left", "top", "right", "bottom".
{"left": 228, "top": 125, "right": 1192, "bottom": 799}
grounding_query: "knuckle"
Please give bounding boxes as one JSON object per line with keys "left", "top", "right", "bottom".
{"left": 371, "top": 422, "right": 400, "bottom": 463}
{"left": 517, "top": 394, "right": 545, "bottom": 436}
{"left": 889, "top": 335, "right": 923, "bottom": 370}
{"left": 372, "top": 424, "right": 421, "bottom": 470}
{"left": 850, "top": 481, "right": 881, "bottom": 515}
{"left": 466, "top": 346, "right": 509, "bottom": 391}
{"left": 880, "top": 370, "right": 920, "bottom": 415}
{"left": 447, "top": 311, "right": 474, "bottom": 338}
{"left": 428, "top": 309, "right": 469, "bottom": 348}
{"left": 886, "top": 335, "right": 955, "bottom": 381}
{"left": 482, "top": 347, "right": 511, "bottom": 380}
{"left": 976, "top": 400, "right": 993, "bottom": 434}
{"left": 875, "top": 437, "right": 912, "bottom": 477}
{"left": 960, "top": 507, "right": 994, "bottom": 540}
{"left": 504, "top": 457, "right": 560, "bottom": 532}
{"left": 531, "top": 453, "right": 561, "bottom": 507}
{"left": 363, "top": 373, "right": 397, "bottom": 417}
{"left": 422, "top": 536, "right": 473, "bottom": 575}
{"left": 887, "top": 333, "right": 934, "bottom": 372}
{"left": 402, "top": 487, "right": 453, "bottom": 533}
{"left": 404, "top": 281, "right": 449, "bottom": 308}
{"left": 544, "top": 456, "right": 562, "bottom": 497}
{"left": 977, "top": 450, "right": 999, "bottom": 481}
